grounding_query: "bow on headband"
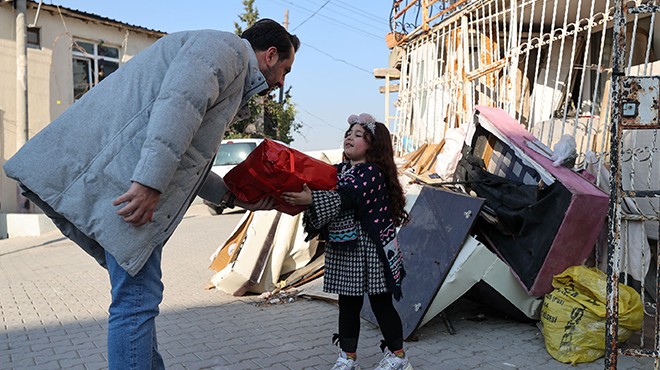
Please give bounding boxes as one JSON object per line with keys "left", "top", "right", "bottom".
{"left": 347, "top": 113, "right": 376, "bottom": 135}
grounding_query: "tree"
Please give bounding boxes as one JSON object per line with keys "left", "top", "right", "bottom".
{"left": 233, "top": 0, "right": 259, "bottom": 36}
{"left": 227, "top": 0, "right": 300, "bottom": 145}
{"left": 264, "top": 87, "right": 301, "bottom": 143}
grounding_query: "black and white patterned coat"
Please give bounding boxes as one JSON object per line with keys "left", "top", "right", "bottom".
{"left": 303, "top": 162, "right": 405, "bottom": 299}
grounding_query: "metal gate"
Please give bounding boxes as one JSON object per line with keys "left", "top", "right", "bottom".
{"left": 606, "top": 0, "right": 660, "bottom": 368}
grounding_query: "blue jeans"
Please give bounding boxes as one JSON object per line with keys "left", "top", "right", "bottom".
{"left": 105, "top": 246, "right": 165, "bottom": 370}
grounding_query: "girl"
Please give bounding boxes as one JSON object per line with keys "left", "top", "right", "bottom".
{"left": 282, "top": 113, "right": 412, "bottom": 370}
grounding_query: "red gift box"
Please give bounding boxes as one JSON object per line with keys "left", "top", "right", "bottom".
{"left": 224, "top": 139, "right": 338, "bottom": 215}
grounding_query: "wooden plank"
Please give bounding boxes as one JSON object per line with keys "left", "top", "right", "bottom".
{"left": 282, "top": 254, "right": 325, "bottom": 288}
{"left": 401, "top": 143, "right": 428, "bottom": 170}
{"left": 291, "top": 269, "right": 324, "bottom": 288}
{"left": 418, "top": 141, "right": 445, "bottom": 174}
{"left": 379, "top": 84, "right": 400, "bottom": 93}
{"left": 374, "top": 68, "right": 401, "bottom": 79}
{"left": 415, "top": 143, "right": 444, "bottom": 174}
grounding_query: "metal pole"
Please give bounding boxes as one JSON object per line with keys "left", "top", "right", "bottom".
{"left": 16, "top": 0, "right": 28, "bottom": 149}
{"left": 274, "top": 9, "right": 289, "bottom": 140}
{"left": 385, "top": 73, "right": 391, "bottom": 131}
{"left": 279, "top": 9, "right": 289, "bottom": 105}
{"left": 605, "top": 0, "right": 626, "bottom": 368}
{"left": 15, "top": 0, "right": 30, "bottom": 213}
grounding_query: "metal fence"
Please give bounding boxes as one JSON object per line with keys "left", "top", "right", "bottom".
{"left": 388, "top": 0, "right": 659, "bottom": 367}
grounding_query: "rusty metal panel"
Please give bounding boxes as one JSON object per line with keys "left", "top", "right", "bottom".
{"left": 605, "top": 0, "right": 629, "bottom": 368}
{"left": 607, "top": 2, "right": 660, "bottom": 369}
{"left": 622, "top": 77, "right": 660, "bottom": 128}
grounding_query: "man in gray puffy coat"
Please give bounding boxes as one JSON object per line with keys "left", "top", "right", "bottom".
{"left": 3, "top": 19, "right": 299, "bottom": 369}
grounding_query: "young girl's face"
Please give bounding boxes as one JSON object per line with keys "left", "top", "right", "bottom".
{"left": 343, "top": 124, "right": 370, "bottom": 164}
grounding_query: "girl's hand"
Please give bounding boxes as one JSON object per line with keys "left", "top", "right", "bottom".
{"left": 282, "top": 183, "right": 313, "bottom": 206}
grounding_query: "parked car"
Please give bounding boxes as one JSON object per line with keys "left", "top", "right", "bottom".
{"left": 204, "top": 138, "right": 285, "bottom": 215}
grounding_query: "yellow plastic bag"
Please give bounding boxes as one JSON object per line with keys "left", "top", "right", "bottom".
{"left": 541, "top": 266, "right": 643, "bottom": 364}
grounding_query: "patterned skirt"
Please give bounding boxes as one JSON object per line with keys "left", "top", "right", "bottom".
{"left": 323, "top": 224, "right": 388, "bottom": 296}
{"left": 307, "top": 190, "right": 388, "bottom": 296}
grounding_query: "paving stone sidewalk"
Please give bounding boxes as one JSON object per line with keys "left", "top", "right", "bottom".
{"left": 0, "top": 204, "right": 653, "bottom": 369}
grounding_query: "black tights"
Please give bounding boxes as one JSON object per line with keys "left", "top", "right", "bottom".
{"left": 337, "top": 293, "right": 403, "bottom": 353}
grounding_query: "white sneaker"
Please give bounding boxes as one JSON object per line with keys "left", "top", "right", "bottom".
{"left": 374, "top": 349, "right": 413, "bottom": 370}
{"left": 331, "top": 351, "right": 361, "bottom": 370}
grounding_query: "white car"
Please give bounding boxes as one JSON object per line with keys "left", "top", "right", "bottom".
{"left": 204, "top": 138, "right": 285, "bottom": 215}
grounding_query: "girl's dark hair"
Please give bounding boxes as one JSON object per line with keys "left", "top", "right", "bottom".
{"left": 241, "top": 19, "right": 300, "bottom": 61}
{"left": 349, "top": 122, "right": 410, "bottom": 227}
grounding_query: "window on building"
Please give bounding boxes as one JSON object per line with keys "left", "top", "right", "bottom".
{"left": 72, "top": 40, "right": 120, "bottom": 100}
{"left": 27, "top": 27, "right": 40, "bottom": 48}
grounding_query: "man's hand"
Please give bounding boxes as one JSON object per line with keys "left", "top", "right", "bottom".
{"left": 235, "top": 196, "right": 277, "bottom": 212}
{"left": 113, "top": 181, "right": 161, "bottom": 227}
{"left": 281, "top": 183, "right": 312, "bottom": 206}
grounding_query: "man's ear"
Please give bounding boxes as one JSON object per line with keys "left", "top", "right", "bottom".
{"left": 266, "top": 46, "right": 279, "bottom": 66}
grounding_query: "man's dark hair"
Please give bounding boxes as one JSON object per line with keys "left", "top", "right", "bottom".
{"left": 241, "top": 18, "right": 300, "bottom": 60}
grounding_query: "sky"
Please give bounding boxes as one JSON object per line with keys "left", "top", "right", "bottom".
{"left": 46, "top": 0, "right": 396, "bottom": 152}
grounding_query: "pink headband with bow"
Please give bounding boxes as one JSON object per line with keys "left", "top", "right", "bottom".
{"left": 347, "top": 113, "right": 376, "bottom": 135}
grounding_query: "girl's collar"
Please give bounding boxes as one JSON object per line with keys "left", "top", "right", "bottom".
{"left": 341, "top": 161, "right": 369, "bottom": 173}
